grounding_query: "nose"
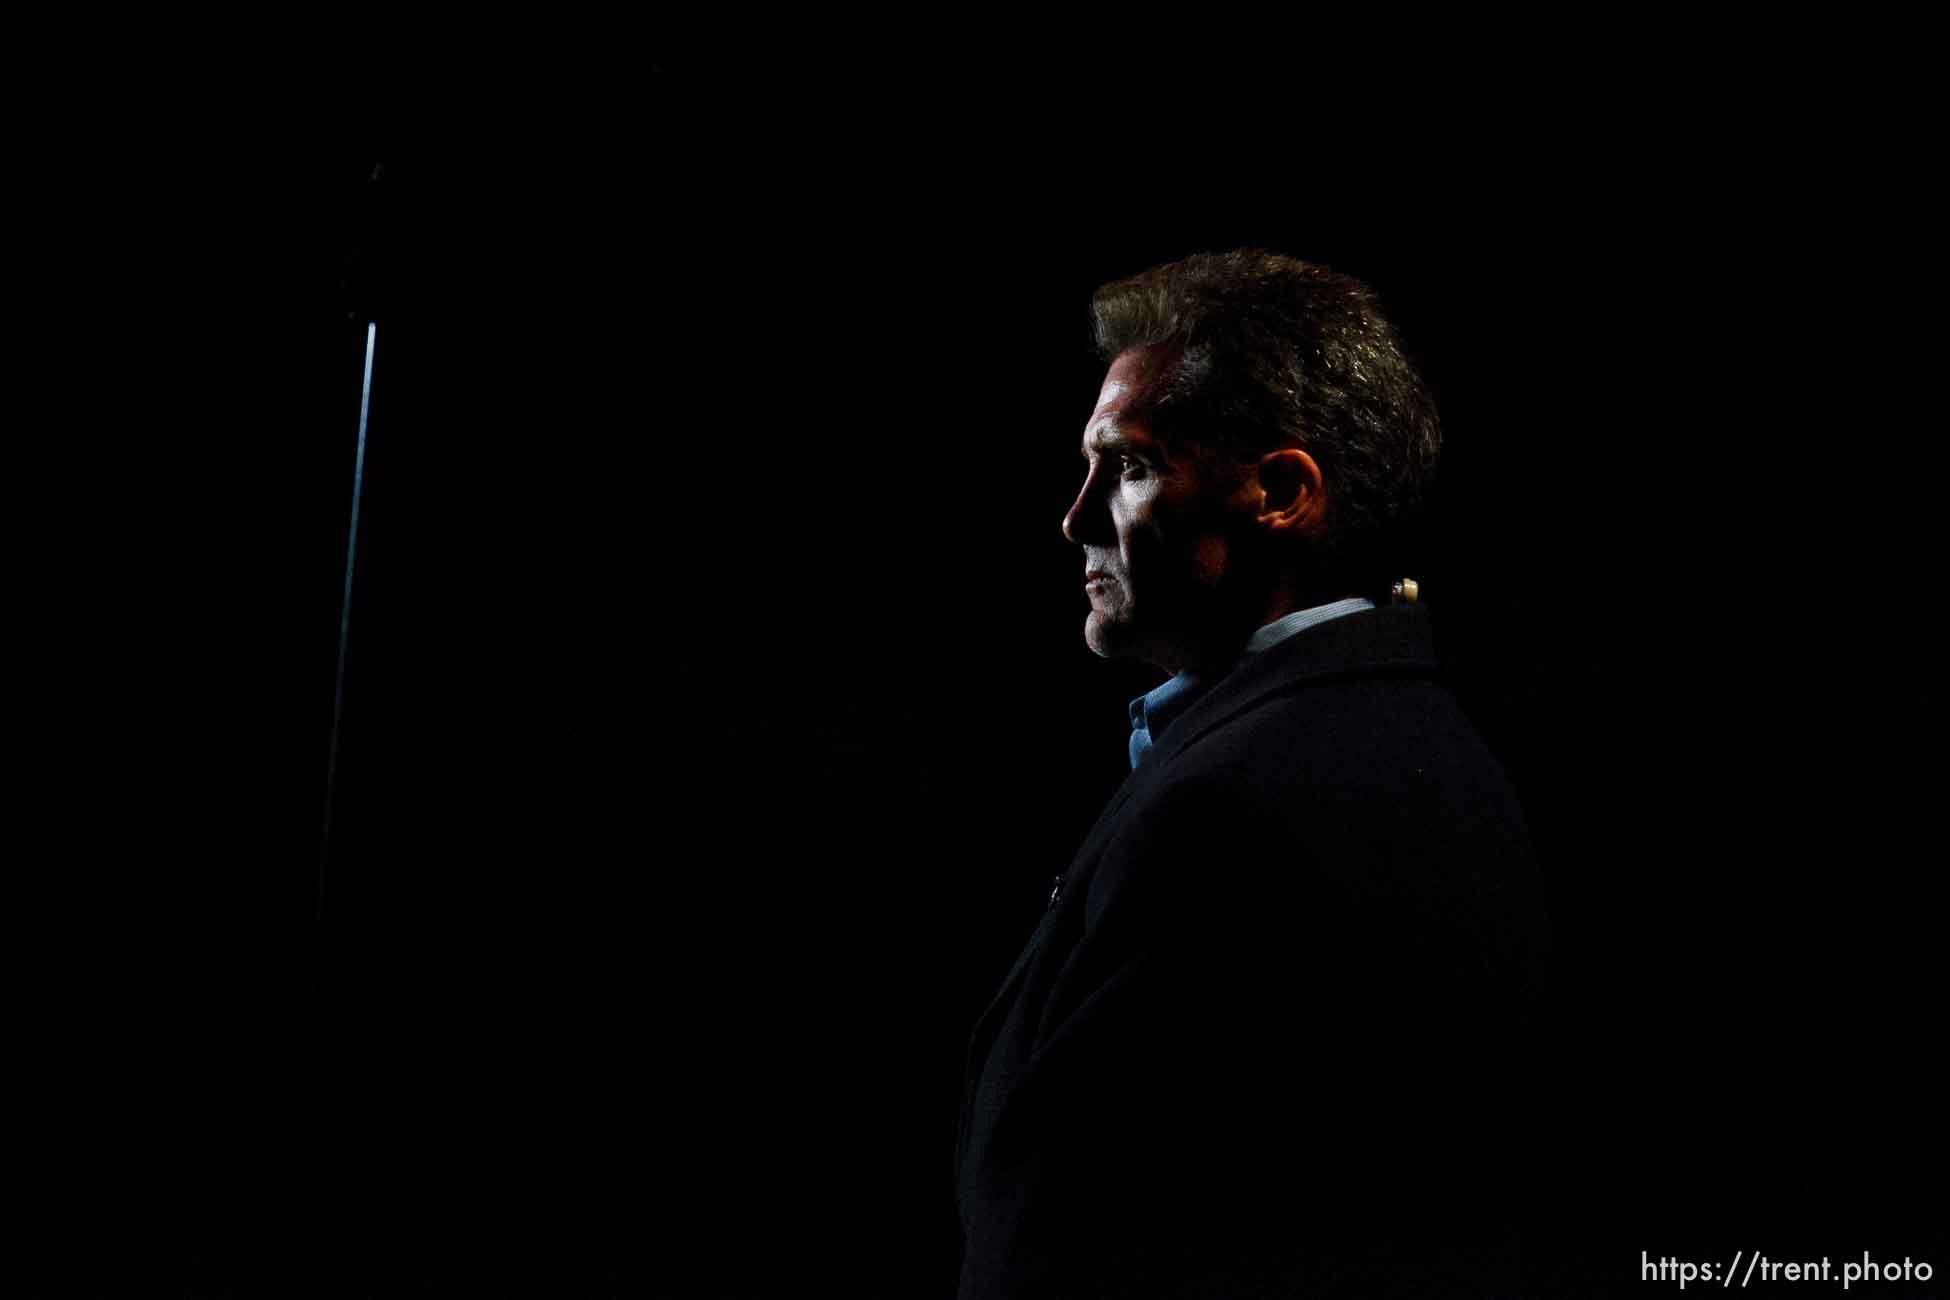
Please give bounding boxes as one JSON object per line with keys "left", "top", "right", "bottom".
{"left": 1061, "top": 467, "right": 1106, "bottom": 546}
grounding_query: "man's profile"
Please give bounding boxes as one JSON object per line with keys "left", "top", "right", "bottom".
{"left": 956, "top": 250, "right": 1546, "bottom": 1298}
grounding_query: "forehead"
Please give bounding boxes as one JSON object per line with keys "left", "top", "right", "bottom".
{"left": 1082, "top": 349, "right": 1165, "bottom": 451}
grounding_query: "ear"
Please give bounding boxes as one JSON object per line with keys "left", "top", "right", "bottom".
{"left": 1253, "top": 447, "right": 1327, "bottom": 537}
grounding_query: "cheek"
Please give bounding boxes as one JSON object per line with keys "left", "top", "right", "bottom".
{"left": 1191, "top": 535, "right": 1229, "bottom": 584}
{"left": 1117, "top": 485, "right": 1166, "bottom": 551}
{"left": 1123, "top": 518, "right": 1226, "bottom": 590}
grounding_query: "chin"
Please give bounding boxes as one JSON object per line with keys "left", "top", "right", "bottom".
{"left": 1083, "top": 611, "right": 1114, "bottom": 659}
{"left": 1083, "top": 611, "right": 1138, "bottom": 662}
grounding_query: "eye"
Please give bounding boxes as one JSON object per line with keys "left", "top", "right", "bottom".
{"left": 1113, "top": 454, "right": 1145, "bottom": 480}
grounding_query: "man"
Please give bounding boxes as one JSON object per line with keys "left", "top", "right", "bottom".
{"left": 956, "top": 250, "right": 1546, "bottom": 1298}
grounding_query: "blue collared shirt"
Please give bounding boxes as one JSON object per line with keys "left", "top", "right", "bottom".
{"left": 1127, "top": 596, "right": 1377, "bottom": 770}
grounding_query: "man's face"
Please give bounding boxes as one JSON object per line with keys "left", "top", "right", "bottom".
{"left": 1062, "top": 349, "right": 1252, "bottom": 672}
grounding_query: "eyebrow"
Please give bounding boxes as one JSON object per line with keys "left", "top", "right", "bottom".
{"left": 1083, "top": 429, "right": 1138, "bottom": 458}
{"left": 1083, "top": 429, "right": 1166, "bottom": 464}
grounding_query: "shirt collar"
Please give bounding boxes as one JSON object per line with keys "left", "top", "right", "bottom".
{"left": 1242, "top": 596, "right": 1378, "bottom": 654}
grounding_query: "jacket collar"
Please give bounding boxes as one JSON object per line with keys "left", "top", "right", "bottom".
{"left": 1144, "top": 601, "right": 1442, "bottom": 772}
{"left": 1074, "top": 604, "right": 1442, "bottom": 850}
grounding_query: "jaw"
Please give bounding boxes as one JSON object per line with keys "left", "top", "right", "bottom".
{"left": 1083, "top": 608, "right": 1141, "bottom": 662}
{"left": 1085, "top": 608, "right": 1181, "bottom": 672}
{"left": 1085, "top": 584, "right": 1266, "bottom": 674}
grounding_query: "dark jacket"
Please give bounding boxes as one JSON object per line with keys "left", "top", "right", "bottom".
{"left": 956, "top": 603, "right": 1547, "bottom": 1298}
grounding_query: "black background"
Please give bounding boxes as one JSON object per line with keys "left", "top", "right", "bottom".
{"left": 24, "top": 68, "right": 1945, "bottom": 1298}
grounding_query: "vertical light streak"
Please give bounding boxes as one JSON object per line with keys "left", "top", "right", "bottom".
{"left": 318, "top": 321, "right": 377, "bottom": 920}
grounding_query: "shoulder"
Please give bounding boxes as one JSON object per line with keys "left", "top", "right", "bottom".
{"left": 1171, "top": 668, "right": 1520, "bottom": 812}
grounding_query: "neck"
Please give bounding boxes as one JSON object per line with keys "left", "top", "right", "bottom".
{"left": 1147, "top": 579, "right": 1361, "bottom": 676}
